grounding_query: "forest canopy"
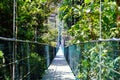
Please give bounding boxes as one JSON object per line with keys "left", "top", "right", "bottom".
{"left": 59, "top": 0, "right": 120, "bottom": 44}
{"left": 0, "top": 0, "right": 60, "bottom": 45}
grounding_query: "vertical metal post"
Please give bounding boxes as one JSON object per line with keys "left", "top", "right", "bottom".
{"left": 12, "top": 43, "right": 15, "bottom": 80}
{"left": 13, "top": 0, "right": 15, "bottom": 39}
{"left": 13, "top": 0, "right": 17, "bottom": 38}
{"left": 13, "top": 0, "right": 17, "bottom": 80}
{"left": 45, "top": 45, "right": 50, "bottom": 67}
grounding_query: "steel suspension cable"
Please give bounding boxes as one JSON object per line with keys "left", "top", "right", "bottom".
{"left": 0, "top": 57, "right": 29, "bottom": 68}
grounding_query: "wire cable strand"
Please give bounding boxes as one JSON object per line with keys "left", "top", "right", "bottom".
{"left": 0, "top": 57, "right": 29, "bottom": 68}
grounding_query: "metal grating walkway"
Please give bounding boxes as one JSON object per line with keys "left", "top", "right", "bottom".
{"left": 42, "top": 46, "right": 75, "bottom": 80}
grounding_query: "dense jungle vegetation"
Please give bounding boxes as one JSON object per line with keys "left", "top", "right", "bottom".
{"left": 0, "top": 0, "right": 59, "bottom": 79}
{"left": 59, "top": 0, "right": 120, "bottom": 44}
{"left": 0, "top": 0, "right": 120, "bottom": 80}
{"left": 0, "top": 0, "right": 60, "bottom": 45}
{"left": 59, "top": 0, "right": 120, "bottom": 80}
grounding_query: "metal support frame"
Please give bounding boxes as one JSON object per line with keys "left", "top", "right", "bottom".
{"left": 13, "top": 0, "right": 17, "bottom": 80}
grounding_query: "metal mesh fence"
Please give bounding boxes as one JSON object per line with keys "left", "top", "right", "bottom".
{"left": 0, "top": 38, "right": 56, "bottom": 80}
{"left": 64, "top": 40, "right": 120, "bottom": 80}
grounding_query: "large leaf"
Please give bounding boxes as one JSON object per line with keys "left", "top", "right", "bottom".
{"left": 85, "top": 0, "right": 90, "bottom": 4}
{"left": 0, "top": 51, "right": 4, "bottom": 58}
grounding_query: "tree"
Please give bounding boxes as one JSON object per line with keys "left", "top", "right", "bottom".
{"left": 0, "top": 0, "right": 60, "bottom": 43}
{"left": 59, "top": 0, "right": 118, "bottom": 44}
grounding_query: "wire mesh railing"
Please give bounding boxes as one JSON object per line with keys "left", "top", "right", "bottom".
{"left": 64, "top": 39, "right": 120, "bottom": 80}
{"left": 0, "top": 37, "right": 56, "bottom": 80}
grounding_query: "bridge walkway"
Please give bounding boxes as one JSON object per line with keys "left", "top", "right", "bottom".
{"left": 42, "top": 46, "right": 75, "bottom": 80}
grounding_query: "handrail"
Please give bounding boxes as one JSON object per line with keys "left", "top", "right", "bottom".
{"left": 66, "top": 38, "right": 120, "bottom": 47}
{"left": 0, "top": 37, "right": 49, "bottom": 45}
{"left": 0, "top": 36, "right": 57, "bottom": 79}
{"left": 64, "top": 39, "right": 120, "bottom": 79}
{"left": 90, "top": 38, "right": 120, "bottom": 42}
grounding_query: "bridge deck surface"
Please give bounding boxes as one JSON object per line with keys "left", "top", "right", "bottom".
{"left": 42, "top": 47, "right": 75, "bottom": 80}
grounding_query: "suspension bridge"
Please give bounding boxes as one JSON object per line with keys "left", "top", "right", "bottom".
{"left": 0, "top": 36, "right": 120, "bottom": 80}
{"left": 0, "top": 0, "right": 120, "bottom": 80}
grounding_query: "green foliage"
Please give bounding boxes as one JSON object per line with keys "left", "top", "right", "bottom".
{"left": 0, "top": 0, "right": 60, "bottom": 43}
{"left": 0, "top": 0, "right": 13, "bottom": 37}
{"left": 0, "top": 51, "right": 3, "bottom": 58}
{"left": 17, "top": 0, "right": 48, "bottom": 41}
{"left": 59, "top": 0, "right": 73, "bottom": 27}
{"left": 0, "top": 50, "right": 5, "bottom": 68}
{"left": 42, "top": 29, "right": 58, "bottom": 46}
{"left": 30, "top": 52, "right": 45, "bottom": 71}
{"left": 85, "top": 0, "right": 91, "bottom": 4}
{"left": 61, "top": 0, "right": 120, "bottom": 80}
{"left": 102, "top": 2, "right": 117, "bottom": 38}
{"left": 59, "top": 0, "right": 119, "bottom": 44}
{"left": 17, "top": 0, "right": 60, "bottom": 42}
{"left": 67, "top": 42, "right": 120, "bottom": 80}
